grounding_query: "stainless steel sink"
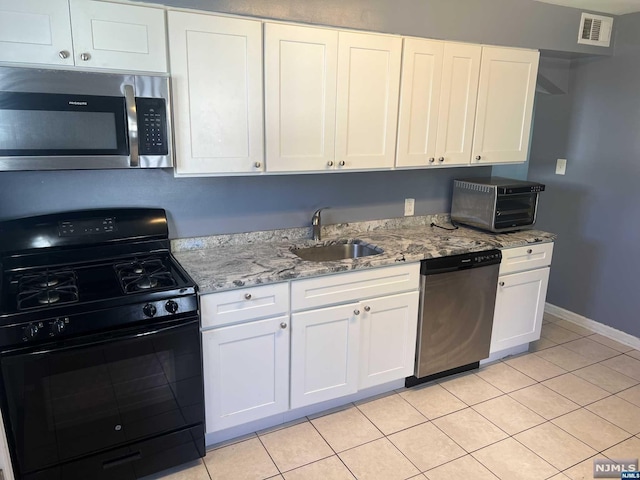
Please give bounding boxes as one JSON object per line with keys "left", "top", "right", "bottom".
{"left": 291, "top": 240, "right": 383, "bottom": 262}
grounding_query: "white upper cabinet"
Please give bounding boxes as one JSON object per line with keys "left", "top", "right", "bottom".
{"left": 69, "top": 0, "right": 167, "bottom": 72}
{"left": 396, "top": 38, "right": 444, "bottom": 168}
{"left": 168, "top": 12, "right": 264, "bottom": 175}
{"left": 335, "top": 31, "right": 402, "bottom": 170}
{"left": 0, "top": 0, "right": 74, "bottom": 66}
{"left": 435, "top": 42, "right": 482, "bottom": 166}
{"left": 265, "top": 23, "right": 338, "bottom": 172}
{"left": 396, "top": 40, "right": 482, "bottom": 168}
{"left": 472, "top": 46, "right": 539, "bottom": 165}
{"left": 0, "top": 0, "right": 167, "bottom": 72}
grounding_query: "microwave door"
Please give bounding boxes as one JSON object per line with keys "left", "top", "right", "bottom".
{"left": 0, "top": 91, "right": 131, "bottom": 170}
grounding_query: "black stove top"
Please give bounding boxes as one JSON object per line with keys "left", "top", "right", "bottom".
{"left": 0, "top": 208, "right": 198, "bottom": 348}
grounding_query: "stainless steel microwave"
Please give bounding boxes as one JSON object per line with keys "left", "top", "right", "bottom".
{"left": 0, "top": 66, "right": 172, "bottom": 170}
{"left": 451, "top": 177, "right": 545, "bottom": 232}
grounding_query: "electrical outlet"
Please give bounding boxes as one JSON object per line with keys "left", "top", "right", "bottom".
{"left": 404, "top": 198, "right": 415, "bottom": 216}
{"left": 556, "top": 158, "right": 567, "bottom": 175}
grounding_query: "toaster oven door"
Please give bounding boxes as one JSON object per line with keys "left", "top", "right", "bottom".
{"left": 494, "top": 193, "right": 538, "bottom": 229}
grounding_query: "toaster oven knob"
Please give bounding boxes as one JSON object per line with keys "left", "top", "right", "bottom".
{"left": 143, "top": 303, "right": 157, "bottom": 318}
{"left": 51, "top": 319, "right": 66, "bottom": 335}
{"left": 165, "top": 300, "right": 179, "bottom": 314}
{"left": 24, "top": 323, "right": 39, "bottom": 340}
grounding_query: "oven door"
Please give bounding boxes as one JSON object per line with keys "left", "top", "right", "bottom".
{"left": 494, "top": 192, "right": 539, "bottom": 230}
{"left": 0, "top": 91, "right": 132, "bottom": 170}
{"left": 0, "top": 317, "right": 204, "bottom": 480}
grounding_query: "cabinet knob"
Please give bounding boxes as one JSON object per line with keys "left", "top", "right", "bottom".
{"left": 354, "top": 309, "right": 360, "bottom": 316}
{"left": 527, "top": 249, "right": 533, "bottom": 254}
{"left": 280, "top": 322, "right": 287, "bottom": 329}
{"left": 254, "top": 161, "right": 261, "bottom": 168}
{"left": 475, "top": 155, "right": 482, "bottom": 161}
{"left": 364, "top": 305, "right": 371, "bottom": 312}
{"left": 339, "top": 160, "right": 346, "bottom": 167}
{"left": 438, "top": 157, "right": 444, "bottom": 162}
{"left": 499, "top": 281, "right": 505, "bottom": 287}
{"left": 58, "top": 50, "right": 70, "bottom": 59}
{"left": 327, "top": 161, "right": 334, "bottom": 167}
{"left": 428, "top": 158, "right": 435, "bottom": 163}
{"left": 244, "top": 293, "right": 252, "bottom": 300}
{"left": 80, "top": 52, "right": 91, "bottom": 61}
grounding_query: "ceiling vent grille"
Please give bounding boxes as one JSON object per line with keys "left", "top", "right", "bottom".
{"left": 578, "top": 12, "right": 613, "bottom": 47}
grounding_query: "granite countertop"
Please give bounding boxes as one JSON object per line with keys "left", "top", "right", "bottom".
{"left": 172, "top": 215, "right": 556, "bottom": 294}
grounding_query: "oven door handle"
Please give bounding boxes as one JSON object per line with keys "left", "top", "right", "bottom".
{"left": 124, "top": 84, "right": 139, "bottom": 168}
{"left": 1, "top": 317, "right": 199, "bottom": 357}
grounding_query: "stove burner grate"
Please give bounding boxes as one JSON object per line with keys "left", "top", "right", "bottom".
{"left": 115, "top": 258, "right": 177, "bottom": 294}
{"left": 17, "top": 270, "right": 79, "bottom": 310}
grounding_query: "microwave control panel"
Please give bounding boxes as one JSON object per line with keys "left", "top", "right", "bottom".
{"left": 136, "top": 98, "right": 168, "bottom": 156}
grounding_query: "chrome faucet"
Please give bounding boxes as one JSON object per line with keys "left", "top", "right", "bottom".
{"left": 311, "top": 207, "right": 330, "bottom": 241}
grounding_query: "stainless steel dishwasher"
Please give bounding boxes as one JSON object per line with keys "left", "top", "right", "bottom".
{"left": 406, "top": 249, "right": 502, "bottom": 387}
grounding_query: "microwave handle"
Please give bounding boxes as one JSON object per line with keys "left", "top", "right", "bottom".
{"left": 123, "top": 84, "right": 139, "bottom": 167}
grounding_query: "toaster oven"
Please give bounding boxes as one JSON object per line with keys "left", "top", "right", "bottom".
{"left": 451, "top": 177, "right": 545, "bottom": 232}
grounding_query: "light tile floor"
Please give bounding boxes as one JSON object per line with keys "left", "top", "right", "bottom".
{"left": 147, "top": 313, "right": 640, "bottom": 480}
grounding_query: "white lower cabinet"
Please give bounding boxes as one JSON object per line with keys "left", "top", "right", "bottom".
{"left": 290, "top": 303, "right": 360, "bottom": 408}
{"left": 358, "top": 291, "right": 419, "bottom": 389}
{"left": 202, "top": 315, "right": 290, "bottom": 432}
{"left": 290, "top": 264, "right": 420, "bottom": 409}
{"left": 201, "top": 264, "right": 419, "bottom": 432}
{"left": 490, "top": 243, "right": 553, "bottom": 354}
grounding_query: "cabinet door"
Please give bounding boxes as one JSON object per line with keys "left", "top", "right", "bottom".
{"left": 202, "top": 316, "right": 289, "bottom": 432}
{"left": 434, "top": 43, "right": 481, "bottom": 166}
{"left": 265, "top": 24, "right": 338, "bottom": 172}
{"left": 169, "top": 12, "right": 264, "bottom": 175}
{"left": 290, "top": 303, "right": 359, "bottom": 408}
{"left": 69, "top": 0, "right": 167, "bottom": 72}
{"left": 335, "top": 32, "right": 402, "bottom": 170}
{"left": 359, "top": 291, "right": 419, "bottom": 389}
{"left": 472, "top": 47, "right": 539, "bottom": 165}
{"left": 396, "top": 38, "right": 444, "bottom": 168}
{"left": 490, "top": 267, "right": 549, "bottom": 353}
{"left": 0, "top": 0, "right": 73, "bottom": 66}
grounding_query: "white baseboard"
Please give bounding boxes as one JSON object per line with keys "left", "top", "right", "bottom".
{"left": 545, "top": 303, "right": 640, "bottom": 350}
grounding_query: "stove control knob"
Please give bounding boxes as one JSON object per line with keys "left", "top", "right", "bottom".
{"left": 143, "top": 304, "right": 157, "bottom": 318}
{"left": 51, "top": 319, "right": 66, "bottom": 335}
{"left": 24, "top": 323, "right": 39, "bottom": 340}
{"left": 165, "top": 300, "right": 179, "bottom": 314}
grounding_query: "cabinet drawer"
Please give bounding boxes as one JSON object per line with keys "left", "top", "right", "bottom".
{"left": 291, "top": 264, "right": 420, "bottom": 312}
{"left": 200, "top": 283, "right": 289, "bottom": 329}
{"left": 500, "top": 242, "right": 553, "bottom": 275}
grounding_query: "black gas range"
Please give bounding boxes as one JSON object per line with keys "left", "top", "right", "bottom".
{"left": 0, "top": 208, "right": 205, "bottom": 480}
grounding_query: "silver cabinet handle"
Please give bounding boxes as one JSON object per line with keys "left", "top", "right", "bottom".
{"left": 354, "top": 309, "right": 360, "bottom": 316}
{"left": 280, "top": 322, "right": 287, "bottom": 329}
{"left": 327, "top": 161, "right": 334, "bottom": 167}
{"left": 244, "top": 293, "right": 252, "bottom": 300}
{"left": 527, "top": 249, "right": 533, "bottom": 254}
{"left": 428, "top": 158, "right": 435, "bottom": 163}
{"left": 80, "top": 52, "right": 91, "bottom": 61}
{"left": 59, "top": 50, "right": 70, "bottom": 59}
{"left": 254, "top": 161, "right": 261, "bottom": 168}
{"left": 364, "top": 306, "right": 371, "bottom": 312}
{"left": 438, "top": 157, "right": 444, "bottom": 162}
{"left": 499, "top": 281, "right": 505, "bottom": 287}
{"left": 475, "top": 155, "right": 482, "bottom": 160}
{"left": 339, "top": 160, "right": 346, "bottom": 166}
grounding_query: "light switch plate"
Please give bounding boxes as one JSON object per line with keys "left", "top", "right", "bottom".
{"left": 556, "top": 158, "right": 567, "bottom": 175}
{"left": 404, "top": 198, "right": 415, "bottom": 216}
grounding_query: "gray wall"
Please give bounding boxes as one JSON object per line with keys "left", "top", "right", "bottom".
{"left": 139, "top": 0, "right": 614, "bottom": 55}
{"left": 0, "top": 167, "right": 489, "bottom": 238}
{"left": 528, "top": 13, "right": 640, "bottom": 336}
